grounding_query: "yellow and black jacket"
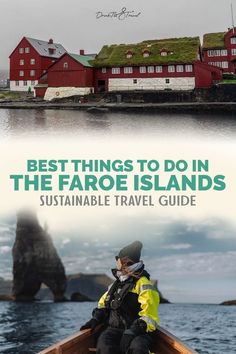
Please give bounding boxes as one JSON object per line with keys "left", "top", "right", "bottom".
{"left": 96, "top": 270, "right": 160, "bottom": 333}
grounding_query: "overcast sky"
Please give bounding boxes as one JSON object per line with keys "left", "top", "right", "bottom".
{"left": 1, "top": 0, "right": 236, "bottom": 69}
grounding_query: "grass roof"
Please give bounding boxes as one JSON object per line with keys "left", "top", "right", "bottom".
{"left": 93, "top": 37, "right": 200, "bottom": 67}
{"left": 202, "top": 32, "right": 226, "bottom": 49}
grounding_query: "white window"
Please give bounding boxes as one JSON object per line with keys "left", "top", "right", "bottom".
{"left": 147, "top": 66, "right": 154, "bottom": 73}
{"left": 126, "top": 53, "right": 133, "bottom": 59}
{"left": 112, "top": 67, "right": 120, "bottom": 74}
{"left": 168, "top": 65, "right": 175, "bottom": 73}
{"left": 19, "top": 48, "right": 24, "bottom": 54}
{"left": 30, "top": 58, "right": 36, "bottom": 65}
{"left": 19, "top": 70, "right": 24, "bottom": 77}
{"left": 20, "top": 59, "right": 24, "bottom": 66}
{"left": 124, "top": 67, "right": 133, "bottom": 74}
{"left": 155, "top": 66, "right": 162, "bottom": 73}
{"left": 101, "top": 67, "right": 106, "bottom": 73}
{"left": 231, "top": 37, "right": 236, "bottom": 44}
{"left": 63, "top": 62, "right": 68, "bottom": 69}
{"left": 161, "top": 51, "right": 167, "bottom": 56}
{"left": 176, "top": 65, "right": 184, "bottom": 72}
{"left": 30, "top": 70, "right": 35, "bottom": 77}
{"left": 133, "top": 79, "right": 137, "bottom": 84}
{"left": 222, "top": 61, "right": 229, "bottom": 68}
{"left": 221, "top": 49, "right": 228, "bottom": 56}
{"left": 208, "top": 49, "right": 221, "bottom": 57}
{"left": 25, "top": 47, "right": 30, "bottom": 53}
{"left": 139, "top": 66, "right": 146, "bottom": 73}
{"left": 165, "top": 79, "right": 170, "bottom": 84}
{"left": 143, "top": 52, "right": 150, "bottom": 58}
{"left": 15, "top": 81, "right": 19, "bottom": 86}
{"left": 23, "top": 81, "right": 27, "bottom": 86}
{"left": 185, "top": 64, "right": 193, "bottom": 72}
{"left": 31, "top": 80, "right": 35, "bottom": 86}
{"left": 232, "top": 48, "right": 236, "bottom": 55}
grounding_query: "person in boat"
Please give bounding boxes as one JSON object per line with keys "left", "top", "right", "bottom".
{"left": 80, "top": 240, "right": 160, "bottom": 354}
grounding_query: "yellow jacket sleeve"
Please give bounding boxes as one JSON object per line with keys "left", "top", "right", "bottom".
{"left": 98, "top": 291, "right": 108, "bottom": 309}
{"left": 134, "top": 277, "right": 160, "bottom": 332}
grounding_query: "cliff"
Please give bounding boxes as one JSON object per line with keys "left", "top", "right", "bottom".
{"left": 12, "top": 209, "right": 66, "bottom": 301}
{"left": 220, "top": 300, "right": 236, "bottom": 306}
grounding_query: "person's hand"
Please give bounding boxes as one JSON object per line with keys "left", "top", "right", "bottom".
{"left": 120, "top": 329, "right": 136, "bottom": 353}
{"left": 80, "top": 318, "right": 99, "bottom": 331}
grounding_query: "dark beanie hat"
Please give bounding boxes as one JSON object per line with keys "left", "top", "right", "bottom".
{"left": 117, "top": 241, "right": 143, "bottom": 263}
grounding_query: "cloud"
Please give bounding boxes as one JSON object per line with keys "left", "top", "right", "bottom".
{"left": 161, "top": 243, "right": 192, "bottom": 250}
{"left": 0, "top": 246, "right": 11, "bottom": 254}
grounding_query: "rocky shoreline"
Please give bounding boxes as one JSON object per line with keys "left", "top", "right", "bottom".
{"left": 1, "top": 100, "right": 236, "bottom": 113}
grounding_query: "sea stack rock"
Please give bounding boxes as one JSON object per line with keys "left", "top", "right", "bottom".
{"left": 12, "top": 209, "right": 66, "bottom": 302}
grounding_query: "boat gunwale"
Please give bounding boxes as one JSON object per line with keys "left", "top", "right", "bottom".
{"left": 37, "top": 325, "right": 199, "bottom": 354}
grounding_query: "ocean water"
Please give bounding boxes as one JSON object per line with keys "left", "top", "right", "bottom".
{"left": 0, "top": 302, "right": 235, "bottom": 354}
{"left": 0, "top": 108, "right": 236, "bottom": 142}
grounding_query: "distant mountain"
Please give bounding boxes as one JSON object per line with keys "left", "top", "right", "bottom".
{"left": 220, "top": 299, "right": 236, "bottom": 306}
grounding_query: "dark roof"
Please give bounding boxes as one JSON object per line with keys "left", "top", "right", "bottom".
{"left": 202, "top": 32, "right": 226, "bottom": 49}
{"left": 26, "top": 37, "right": 67, "bottom": 58}
{"left": 93, "top": 37, "right": 200, "bottom": 67}
{"left": 69, "top": 53, "right": 96, "bottom": 67}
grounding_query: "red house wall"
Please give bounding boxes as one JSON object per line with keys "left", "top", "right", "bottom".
{"left": 203, "top": 28, "right": 236, "bottom": 73}
{"left": 9, "top": 37, "right": 60, "bottom": 81}
{"left": 94, "top": 65, "right": 195, "bottom": 92}
{"left": 47, "top": 54, "right": 94, "bottom": 87}
{"left": 194, "top": 62, "right": 222, "bottom": 88}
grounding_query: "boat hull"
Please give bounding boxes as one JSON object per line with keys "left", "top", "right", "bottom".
{"left": 38, "top": 326, "right": 198, "bottom": 354}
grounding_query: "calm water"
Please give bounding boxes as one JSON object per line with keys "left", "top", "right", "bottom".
{"left": 0, "top": 108, "right": 236, "bottom": 141}
{"left": 0, "top": 302, "right": 235, "bottom": 354}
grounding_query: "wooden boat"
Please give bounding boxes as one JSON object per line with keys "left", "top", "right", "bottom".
{"left": 38, "top": 325, "right": 199, "bottom": 354}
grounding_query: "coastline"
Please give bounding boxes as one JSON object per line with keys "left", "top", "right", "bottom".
{"left": 1, "top": 101, "right": 236, "bottom": 113}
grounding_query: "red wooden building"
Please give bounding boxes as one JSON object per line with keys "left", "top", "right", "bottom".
{"left": 202, "top": 27, "right": 236, "bottom": 73}
{"left": 9, "top": 37, "right": 66, "bottom": 92}
{"left": 94, "top": 37, "right": 222, "bottom": 92}
{"left": 35, "top": 51, "right": 95, "bottom": 100}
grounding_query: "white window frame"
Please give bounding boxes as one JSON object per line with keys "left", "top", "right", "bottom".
{"left": 126, "top": 53, "right": 133, "bottom": 59}
{"left": 19, "top": 48, "right": 24, "bottom": 54}
{"left": 231, "top": 37, "right": 236, "bottom": 44}
{"left": 221, "top": 49, "right": 227, "bottom": 56}
{"left": 168, "top": 65, "right": 175, "bottom": 73}
{"left": 30, "top": 58, "right": 36, "bottom": 65}
{"left": 25, "top": 47, "right": 30, "bottom": 53}
{"left": 176, "top": 65, "right": 184, "bottom": 72}
{"left": 15, "top": 81, "right": 19, "bottom": 86}
{"left": 155, "top": 66, "right": 162, "bottom": 73}
{"left": 23, "top": 81, "right": 28, "bottom": 86}
{"left": 232, "top": 48, "right": 236, "bottom": 55}
{"left": 124, "top": 67, "right": 133, "bottom": 74}
{"left": 30, "top": 70, "right": 35, "bottom": 77}
{"left": 133, "top": 79, "right": 137, "bottom": 84}
{"left": 147, "top": 66, "right": 154, "bottom": 73}
{"left": 63, "top": 62, "right": 69, "bottom": 69}
{"left": 20, "top": 59, "right": 24, "bottom": 66}
{"left": 139, "top": 66, "right": 146, "bottom": 73}
{"left": 101, "top": 67, "right": 107, "bottom": 73}
{"left": 221, "top": 61, "right": 229, "bottom": 68}
{"left": 111, "top": 67, "right": 120, "bottom": 75}
{"left": 31, "top": 80, "right": 35, "bottom": 86}
{"left": 208, "top": 49, "right": 221, "bottom": 57}
{"left": 19, "top": 70, "right": 24, "bottom": 77}
{"left": 185, "top": 64, "right": 193, "bottom": 72}
{"left": 165, "top": 78, "right": 170, "bottom": 84}
{"left": 161, "top": 51, "right": 167, "bottom": 56}
{"left": 143, "top": 52, "right": 150, "bottom": 58}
